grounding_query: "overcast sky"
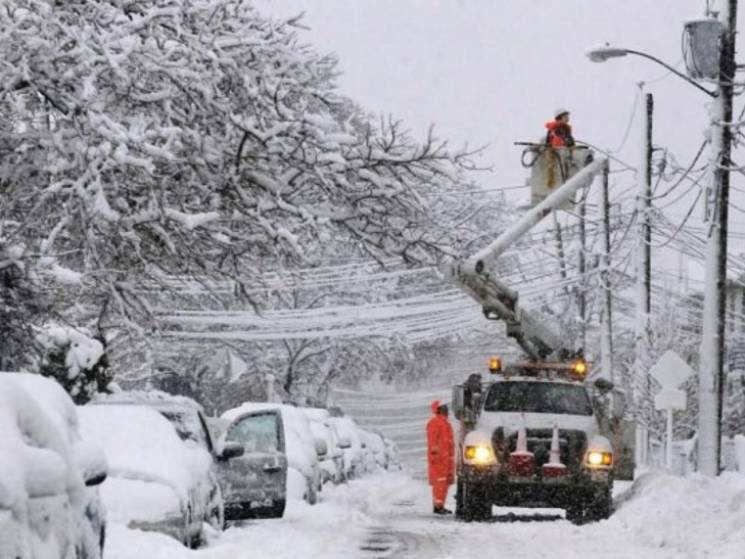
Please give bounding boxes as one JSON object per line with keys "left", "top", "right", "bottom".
{"left": 256, "top": 0, "right": 745, "bottom": 281}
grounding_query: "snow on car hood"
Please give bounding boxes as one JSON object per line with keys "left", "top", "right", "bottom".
{"left": 477, "top": 410, "right": 600, "bottom": 437}
{"left": 78, "top": 404, "right": 210, "bottom": 501}
{"left": 100, "top": 478, "right": 182, "bottom": 524}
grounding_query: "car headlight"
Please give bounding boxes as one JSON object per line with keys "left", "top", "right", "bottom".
{"left": 464, "top": 445, "right": 495, "bottom": 465}
{"left": 585, "top": 450, "right": 613, "bottom": 467}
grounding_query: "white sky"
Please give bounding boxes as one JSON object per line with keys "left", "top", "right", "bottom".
{"left": 256, "top": 0, "right": 745, "bottom": 283}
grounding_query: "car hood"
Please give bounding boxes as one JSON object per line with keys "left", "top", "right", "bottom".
{"left": 100, "top": 475, "right": 183, "bottom": 524}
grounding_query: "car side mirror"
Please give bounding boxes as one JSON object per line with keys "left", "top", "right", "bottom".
{"left": 74, "top": 441, "right": 108, "bottom": 487}
{"left": 452, "top": 386, "right": 465, "bottom": 420}
{"left": 314, "top": 438, "right": 328, "bottom": 458}
{"left": 337, "top": 437, "right": 352, "bottom": 449}
{"left": 219, "top": 442, "right": 245, "bottom": 461}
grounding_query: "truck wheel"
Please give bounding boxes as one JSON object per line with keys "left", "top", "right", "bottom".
{"left": 586, "top": 485, "right": 612, "bottom": 522}
{"left": 458, "top": 481, "right": 490, "bottom": 522}
{"left": 566, "top": 485, "right": 612, "bottom": 524}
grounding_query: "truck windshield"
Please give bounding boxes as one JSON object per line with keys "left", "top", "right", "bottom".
{"left": 483, "top": 381, "right": 593, "bottom": 416}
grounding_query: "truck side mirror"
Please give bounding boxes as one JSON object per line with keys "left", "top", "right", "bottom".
{"left": 452, "top": 386, "right": 465, "bottom": 420}
{"left": 593, "top": 378, "right": 614, "bottom": 395}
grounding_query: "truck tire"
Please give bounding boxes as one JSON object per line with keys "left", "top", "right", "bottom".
{"left": 566, "top": 484, "right": 612, "bottom": 524}
{"left": 457, "top": 480, "right": 491, "bottom": 522}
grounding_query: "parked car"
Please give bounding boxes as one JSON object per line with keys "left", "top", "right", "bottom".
{"left": 78, "top": 403, "right": 223, "bottom": 548}
{"left": 211, "top": 409, "right": 288, "bottom": 519}
{"left": 303, "top": 408, "right": 345, "bottom": 485}
{"left": 0, "top": 373, "right": 108, "bottom": 559}
{"left": 362, "top": 430, "right": 388, "bottom": 470}
{"left": 326, "top": 416, "right": 364, "bottom": 479}
{"left": 383, "top": 437, "right": 402, "bottom": 471}
{"left": 222, "top": 403, "right": 322, "bottom": 506}
{"left": 358, "top": 430, "right": 380, "bottom": 473}
{"left": 93, "top": 390, "right": 242, "bottom": 530}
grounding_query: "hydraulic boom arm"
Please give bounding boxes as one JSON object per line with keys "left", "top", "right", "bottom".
{"left": 450, "top": 157, "right": 607, "bottom": 360}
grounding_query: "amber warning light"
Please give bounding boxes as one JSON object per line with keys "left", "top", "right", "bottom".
{"left": 488, "top": 357, "right": 502, "bottom": 373}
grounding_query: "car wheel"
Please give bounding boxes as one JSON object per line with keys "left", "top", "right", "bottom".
{"left": 269, "top": 499, "right": 286, "bottom": 518}
{"left": 306, "top": 479, "right": 319, "bottom": 505}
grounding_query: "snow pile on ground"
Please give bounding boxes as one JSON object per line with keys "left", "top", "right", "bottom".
{"left": 613, "top": 471, "right": 745, "bottom": 557}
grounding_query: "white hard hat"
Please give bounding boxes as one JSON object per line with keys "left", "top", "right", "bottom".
{"left": 555, "top": 108, "right": 570, "bottom": 118}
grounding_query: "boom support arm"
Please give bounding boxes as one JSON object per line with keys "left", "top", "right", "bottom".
{"left": 450, "top": 158, "right": 607, "bottom": 360}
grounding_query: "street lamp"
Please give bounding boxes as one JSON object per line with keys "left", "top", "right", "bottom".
{"left": 586, "top": 0, "right": 738, "bottom": 477}
{"left": 586, "top": 43, "right": 716, "bottom": 97}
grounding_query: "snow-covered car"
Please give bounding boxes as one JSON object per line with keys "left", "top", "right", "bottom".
{"left": 211, "top": 410, "right": 288, "bottom": 519}
{"left": 362, "top": 430, "right": 388, "bottom": 470}
{"left": 78, "top": 403, "right": 222, "bottom": 547}
{"left": 222, "top": 403, "right": 322, "bottom": 506}
{"left": 326, "top": 417, "right": 364, "bottom": 479}
{"left": 0, "top": 373, "right": 108, "bottom": 559}
{"left": 383, "top": 437, "right": 402, "bottom": 471}
{"left": 303, "top": 408, "right": 345, "bottom": 484}
{"left": 93, "top": 390, "right": 243, "bottom": 530}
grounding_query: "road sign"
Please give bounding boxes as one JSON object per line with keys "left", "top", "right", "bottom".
{"left": 654, "top": 389, "right": 687, "bottom": 411}
{"left": 649, "top": 350, "right": 694, "bottom": 389}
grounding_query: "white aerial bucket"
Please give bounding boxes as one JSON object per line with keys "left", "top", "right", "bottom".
{"left": 522, "top": 145, "right": 594, "bottom": 209}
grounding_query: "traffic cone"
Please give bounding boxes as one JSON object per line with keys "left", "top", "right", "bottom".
{"left": 509, "top": 414, "right": 534, "bottom": 477}
{"left": 542, "top": 424, "right": 567, "bottom": 479}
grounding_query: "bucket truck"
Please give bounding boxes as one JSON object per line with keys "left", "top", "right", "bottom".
{"left": 448, "top": 151, "right": 626, "bottom": 524}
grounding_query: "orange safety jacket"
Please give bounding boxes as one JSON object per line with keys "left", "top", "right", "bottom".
{"left": 545, "top": 120, "right": 575, "bottom": 148}
{"left": 426, "top": 400, "right": 455, "bottom": 485}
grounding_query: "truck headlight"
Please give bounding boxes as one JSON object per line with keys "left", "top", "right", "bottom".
{"left": 585, "top": 450, "right": 613, "bottom": 467}
{"left": 465, "top": 445, "right": 495, "bottom": 465}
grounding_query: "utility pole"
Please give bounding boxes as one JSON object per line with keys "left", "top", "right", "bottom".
{"left": 634, "top": 91, "right": 653, "bottom": 468}
{"left": 600, "top": 161, "right": 614, "bottom": 387}
{"left": 698, "top": 0, "right": 737, "bottom": 477}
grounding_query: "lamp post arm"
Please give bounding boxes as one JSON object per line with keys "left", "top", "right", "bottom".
{"left": 624, "top": 49, "right": 718, "bottom": 97}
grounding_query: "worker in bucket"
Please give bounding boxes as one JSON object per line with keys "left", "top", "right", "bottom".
{"left": 545, "top": 108, "right": 575, "bottom": 148}
{"left": 426, "top": 400, "right": 455, "bottom": 515}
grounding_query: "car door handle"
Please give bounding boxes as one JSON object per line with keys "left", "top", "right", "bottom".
{"left": 262, "top": 464, "right": 282, "bottom": 473}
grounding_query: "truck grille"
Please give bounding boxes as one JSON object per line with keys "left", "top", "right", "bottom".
{"left": 493, "top": 428, "right": 587, "bottom": 473}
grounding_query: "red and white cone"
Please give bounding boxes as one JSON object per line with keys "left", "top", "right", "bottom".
{"left": 542, "top": 424, "right": 567, "bottom": 479}
{"left": 509, "top": 414, "right": 534, "bottom": 477}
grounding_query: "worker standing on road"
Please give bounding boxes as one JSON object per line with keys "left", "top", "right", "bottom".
{"left": 426, "top": 400, "right": 455, "bottom": 515}
{"left": 545, "top": 108, "right": 575, "bottom": 148}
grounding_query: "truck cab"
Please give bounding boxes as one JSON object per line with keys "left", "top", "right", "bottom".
{"left": 452, "top": 359, "right": 622, "bottom": 524}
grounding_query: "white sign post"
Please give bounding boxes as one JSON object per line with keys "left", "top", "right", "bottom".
{"left": 650, "top": 351, "right": 694, "bottom": 470}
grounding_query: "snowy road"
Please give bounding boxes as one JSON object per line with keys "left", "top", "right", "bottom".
{"left": 108, "top": 472, "right": 745, "bottom": 559}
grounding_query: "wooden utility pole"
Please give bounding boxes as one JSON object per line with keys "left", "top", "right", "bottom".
{"left": 698, "top": 0, "right": 737, "bottom": 476}
{"left": 634, "top": 92, "right": 653, "bottom": 467}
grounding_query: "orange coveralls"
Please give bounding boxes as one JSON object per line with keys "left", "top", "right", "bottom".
{"left": 426, "top": 400, "right": 455, "bottom": 508}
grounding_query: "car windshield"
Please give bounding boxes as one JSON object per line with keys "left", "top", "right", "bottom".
{"left": 483, "top": 381, "right": 593, "bottom": 416}
{"left": 227, "top": 412, "right": 281, "bottom": 453}
{"left": 159, "top": 409, "right": 208, "bottom": 448}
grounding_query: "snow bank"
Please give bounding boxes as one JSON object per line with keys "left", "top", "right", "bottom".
{"left": 614, "top": 471, "right": 745, "bottom": 557}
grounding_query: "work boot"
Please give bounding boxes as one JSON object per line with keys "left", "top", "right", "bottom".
{"left": 433, "top": 506, "right": 453, "bottom": 515}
